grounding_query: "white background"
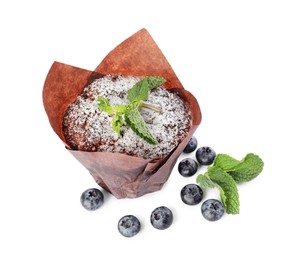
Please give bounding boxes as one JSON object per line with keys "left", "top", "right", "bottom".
{"left": 1, "top": 0, "right": 299, "bottom": 259}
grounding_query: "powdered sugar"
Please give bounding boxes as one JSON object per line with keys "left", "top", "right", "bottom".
{"left": 63, "top": 75, "right": 191, "bottom": 159}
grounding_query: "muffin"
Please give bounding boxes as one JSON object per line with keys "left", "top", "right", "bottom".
{"left": 63, "top": 75, "right": 191, "bottom": 159}
{"left": 43, "top": 28, "right": 201, "bottom": 198}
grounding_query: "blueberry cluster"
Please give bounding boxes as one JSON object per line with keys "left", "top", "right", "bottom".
{"left": 117, "top": 206, "right": 174, "bottom": 237}
{"left": 79, "top": 136, "right": 224, "bottom": 238}
{"left": 80, "top": 188, "right": 173, "bottom": 237}
{"left": 179, "top": 137, "right": 224, "bottom": 221}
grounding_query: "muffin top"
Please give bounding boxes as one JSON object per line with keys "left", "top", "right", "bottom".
{"left": 63, "top": 75, "right": 191, "bottom": 159}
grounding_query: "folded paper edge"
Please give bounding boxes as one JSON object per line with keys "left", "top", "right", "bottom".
{"left": 42, "top": 61, "right": 94, "bottom": 143}
{"left": 95, "top": 28, "right": 184, "bottom": 90}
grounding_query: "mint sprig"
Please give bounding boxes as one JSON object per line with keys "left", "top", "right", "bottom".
{"left": 196, "top": 153, "right": 264, "bottom": 214}
{"left": 97, "top": 76, "right": 166, "bottom": 144}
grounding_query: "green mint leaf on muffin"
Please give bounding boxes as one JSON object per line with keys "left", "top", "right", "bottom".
{"left": 112, "top": 113, "right": 124, "bottom": 137}
{"left": 114, "top": 104, "right": 127, "bottom": 113}
{"left": 128, "top": 76, "right": 166, "bottom": 102}
{"left": 97, "top": 76, "right": 166, "bottom": 144}
{"left": 125, "top": 104, "right": 158, "bottom": 145}
{"left": 196, "top": 153, "right": 264, "bottom": 214}
{"left": 97, "top": 96, "right": 115, "bottom": 114}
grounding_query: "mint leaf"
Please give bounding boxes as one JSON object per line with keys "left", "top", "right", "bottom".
{"left": 127, "top": 76, "right": 166, "bottom": 102}
{"left": 196, "top": 166, "right": 240, "bottom": 214}
{"left": 196, "top": 174, "right": 217, "bottom": 189}
{"left": 125, "top": 106, "right": 158, "bottom": 145}
{"left": 227, "top": 153, "right": 264, "bottom": 183}
{"left": 214, "top": 153, "right": 264, "bottom": 183}
{"left": 214, "top": 154, "right": 241, "bottom": 171}
{"left": 112, "top": 113, "right": 124, "bottom": 137}
{"left": 114, "top": 104, "right": 127, "bottom": 113}
{"left": 127, "top": 78, "right": 150, "bottom": 102}
{"left": 145, "top": 76, "right": 166, "bottom": 90}
{"left": 207, "top": 166, "right": 240, "bottom": 214}
{"left": 97, "top": 96, "right": 115, "bottom": 114}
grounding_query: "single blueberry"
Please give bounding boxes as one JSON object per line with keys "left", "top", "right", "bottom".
{"left": 196, "top": 146, "right": 216, "bottom": 165}
{"left": 201, "top": 199, "right": 224, "bottom": 221}
{"left": 80, "top": 188, "right": 104, "bottom": 211}
{"left": 183, "top": 136, "right": 198, "bottom": 153}
{"left": 178, "top": 158, "right": 198, "bottom": 177}
{"left": 118, "top": 215, "right": 141, "bottom": 238}
{"left": 180, "top": 184, "right": 203, "bottom": 205}
{"left": 150, "top": 206, "right": 173, "bottom": 230}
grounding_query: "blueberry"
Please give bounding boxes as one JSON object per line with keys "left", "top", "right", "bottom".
{"left": 178, "top": 158, "right": 198, "bottom": 177}
{"left": 183, "top": 136, "right": 198, "bottom": 153}
{"left": 196, "top": 146, "right": 216, "bottom": 165}
{"left": 180, "top": 184, "right": 203, "bottom": 205}
{"left": 150, "top": 206, "right": 173, "bottom": 230}
{"left": 80, "top": 188, "right": 104, "bottom": 211}
{"left": 201, "top": 199, "right": 224, "bottom": 221}
{"left": 118, "top": 215, "right": 141, "bottom": 237}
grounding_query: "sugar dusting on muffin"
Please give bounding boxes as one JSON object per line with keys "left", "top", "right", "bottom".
{"left": 63, "top": 75, "right": 191, "bottom": 159}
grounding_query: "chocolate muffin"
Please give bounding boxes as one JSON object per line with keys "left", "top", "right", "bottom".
{"left": 63, "top": 75, "right": 191, "bottom": 159}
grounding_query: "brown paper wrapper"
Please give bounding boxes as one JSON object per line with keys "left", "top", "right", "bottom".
{"left": 43, "top": 28, "right": 202, "bottom": 198}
